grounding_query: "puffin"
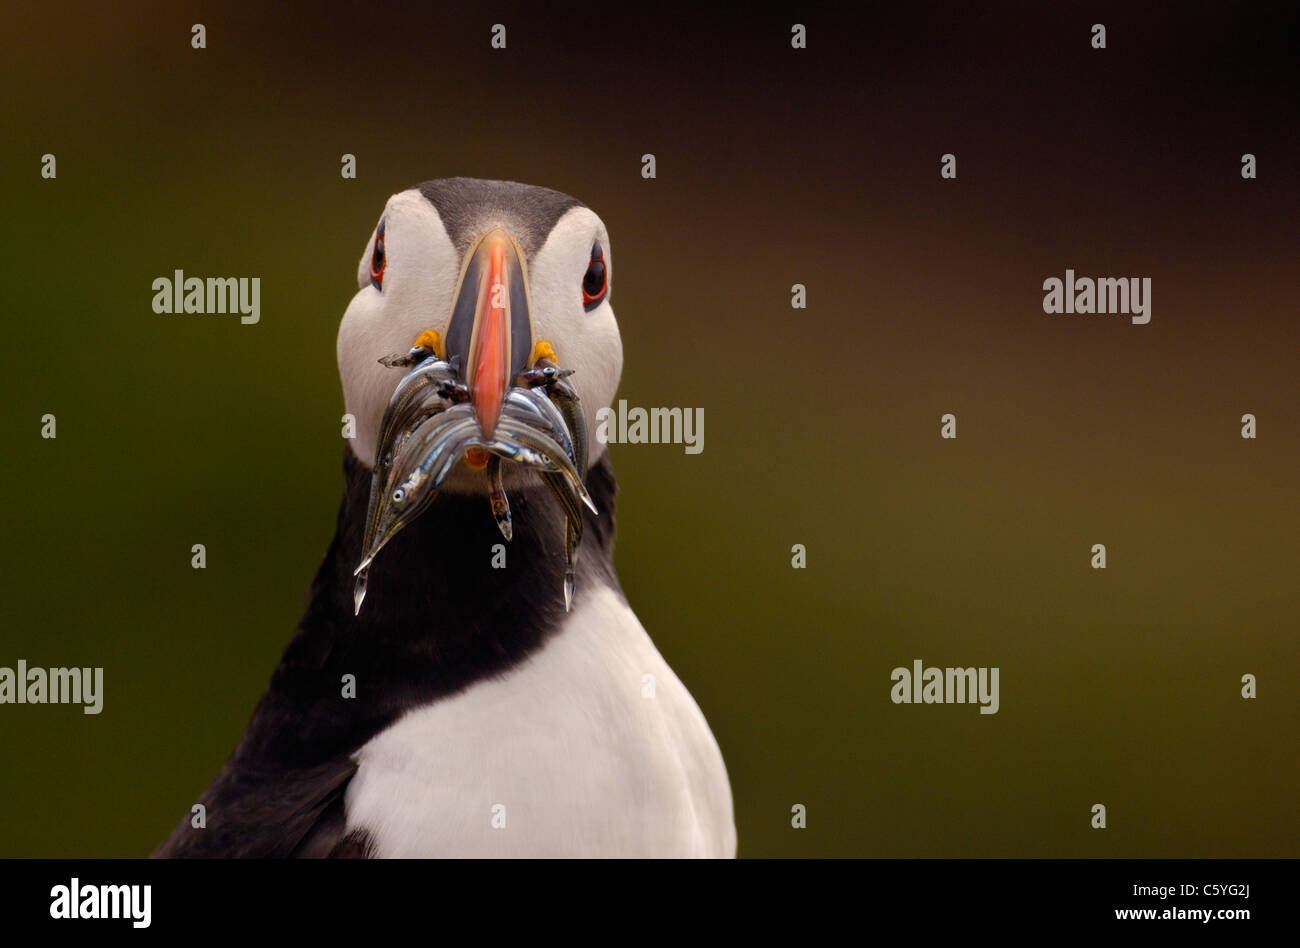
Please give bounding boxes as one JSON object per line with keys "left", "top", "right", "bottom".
{"left": 155, "top": 178, "right": 736, "bottom": 858}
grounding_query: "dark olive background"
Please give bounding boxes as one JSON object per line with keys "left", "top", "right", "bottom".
{"left": 2, "top": 2, "right": 1297, "bottom": 857}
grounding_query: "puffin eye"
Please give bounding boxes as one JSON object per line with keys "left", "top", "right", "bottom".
{"left": 370, "top": 220, "right": 386, "bottom": 290}
{"left": 581, "top": 241, "right": 607, "bottom": 310}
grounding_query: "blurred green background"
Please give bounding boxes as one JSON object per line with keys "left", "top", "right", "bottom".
{"left": 2, "top": 2, "right": 1297, "bottom": 857}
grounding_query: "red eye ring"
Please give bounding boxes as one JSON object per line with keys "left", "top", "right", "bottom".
{"left": 369, "top": 221, "right": 386, "bottom": 289}
{"left": 581, "top": 241, "right": 607, "bottom": 309}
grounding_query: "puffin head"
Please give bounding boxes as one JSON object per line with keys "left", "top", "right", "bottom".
{"left": 336, "top": 178, "right": 623, "bottom": 613}
{"left": 337, "top": 178, "right": 622, "bottom": 478}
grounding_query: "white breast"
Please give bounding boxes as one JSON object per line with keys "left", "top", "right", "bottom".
{"left": 344, "top": 585, "right": 736, "bottom": 857}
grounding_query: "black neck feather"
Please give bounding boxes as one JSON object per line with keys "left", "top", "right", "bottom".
{"left": 233, "top": 449, "right": 620, "bottom": 771}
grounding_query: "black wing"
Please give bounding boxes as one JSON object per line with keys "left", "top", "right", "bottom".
{"left": 153, "top": 755, "right": 366, "bottom": 858}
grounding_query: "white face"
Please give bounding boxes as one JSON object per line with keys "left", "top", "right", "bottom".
{"left": 337, "top": 188, "right": 623, "bottom": 478}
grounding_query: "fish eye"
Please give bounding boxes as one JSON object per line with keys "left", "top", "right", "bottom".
{"left": 392, "top": 487, "right": 405, "bottom": 504}
{"left": 370, "top": 220, "right": 386, "bottom": 290}
{"left": 581, "top": 241, "right": 607, "bottom": 311}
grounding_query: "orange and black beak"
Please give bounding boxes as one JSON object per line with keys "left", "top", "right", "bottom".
{"left": 443, "top": 228, "right": 534, "bottom": 440}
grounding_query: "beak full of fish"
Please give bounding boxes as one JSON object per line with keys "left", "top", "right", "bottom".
{"left": 352, "top": 337, "right": 594, "bottom": 617}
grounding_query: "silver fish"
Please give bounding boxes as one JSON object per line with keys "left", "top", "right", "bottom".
{"left": 355, "top": 346, "right": 593, "bottom": 614}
